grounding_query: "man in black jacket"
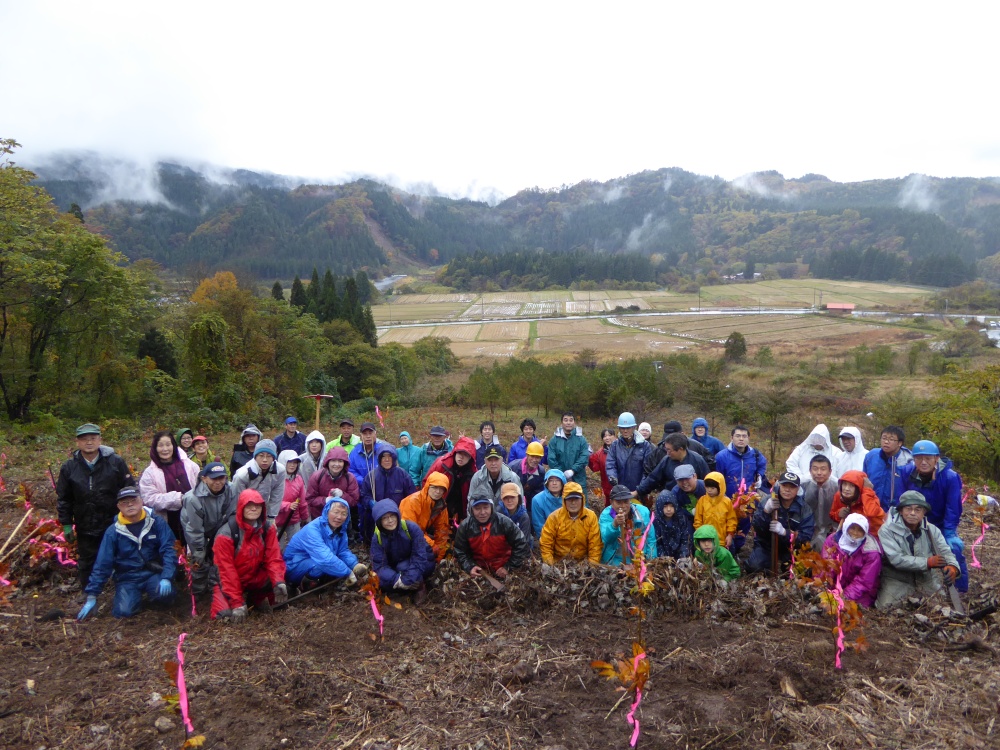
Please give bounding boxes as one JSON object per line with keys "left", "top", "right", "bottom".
{"left": 644, "top": 420, "right": 715, "bottom": 475}
{"left": 57, "top": 424, "right": 135, "bottom": 588}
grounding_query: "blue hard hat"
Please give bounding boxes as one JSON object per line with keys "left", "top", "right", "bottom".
{"left": 911, "top": 439, "right": 940, "bottom": 456}
{"left": 617, "top": 412, "right": 637, "bottom": 428}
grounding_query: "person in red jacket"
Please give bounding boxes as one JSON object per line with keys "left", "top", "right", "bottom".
{"left": 211, "top": 489, "right": 288, "bottom": 622}
{"left": 829, "top": 469, "right": 887, "bottom": 536}
{"left": 453, "top": 496, "right": 530, "bottom": 579}
{"left": 426, "top": 436, "right": 478, "bottom": 523}
{"left": 588, "top": 428, "right": 616, "bottom": 506}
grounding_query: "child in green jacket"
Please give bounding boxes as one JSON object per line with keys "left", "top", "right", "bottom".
{"left": 693, "top": 524, "right": 740, "bottom": 581}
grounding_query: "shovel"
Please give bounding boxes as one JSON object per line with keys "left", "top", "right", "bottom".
{"left": 481, "top": 570, "right": 506, "bottom": 592}
{"left": 946, "top": 583, "right": 966, "bottom": 616}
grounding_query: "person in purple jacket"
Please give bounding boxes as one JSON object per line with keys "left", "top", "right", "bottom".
{"left": 822, "top": 513, "right": 883, "bottom": 609}
{"left": 359, "top": 445, "right": 416, "bottom": 544}
{"left": 370, "top": 499, "right": 436, "bottom": 605}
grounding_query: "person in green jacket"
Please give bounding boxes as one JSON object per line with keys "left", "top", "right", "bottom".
{"left": 396, "top": 431, "right": 423, "bottom": 486}
{"left": 693, "top": 524, "right": 740, "bottom": 581}
{"left": 547, "top": 412, "right": 591, "bottom": 498}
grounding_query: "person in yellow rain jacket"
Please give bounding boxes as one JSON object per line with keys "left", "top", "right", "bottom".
{"left": 539, "top": 482, "right": 601, "bottom": 565}
{"left": 399, "top": 472, "right": 451, "bottom": 562}
{"left": 693, "top": 472, "right": 738, "bottom": 550}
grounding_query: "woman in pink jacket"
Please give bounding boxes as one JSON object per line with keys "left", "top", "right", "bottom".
{"left": 821, "top": 513, "right": 883, "bottom": 608}
{"left": 276, "top": 450, "right": 310, "bottom": 549}
{"left": 138, "top": 430, "right": 201, "bottom": 543}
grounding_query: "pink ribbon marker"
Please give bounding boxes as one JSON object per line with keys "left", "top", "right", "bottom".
{"left": 375, "top": 405, "right": 385, "bottom": 428}
{"left": 0, "top": 576, "right": 11, "bottom": 586}
{"left": 176, "top": 633, "right": 196, "bottom": 735}
{"left": 177, "top": 549, "right": 198, "bottom": 617}
{"left": 626, "top": 652, "right": 647, "bottom": 747}
{"left": 971, "top": 523, "right": 990, "bottom": 569}
{"left": 831, "top": 559, "right": 847, "bottom": 669}
{"left": 369, "top": 593, "right": 384, "bottom": 636}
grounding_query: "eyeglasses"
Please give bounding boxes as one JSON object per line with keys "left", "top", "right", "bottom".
{"left": 880, "top": 436, "right": 901, "bottom": 444}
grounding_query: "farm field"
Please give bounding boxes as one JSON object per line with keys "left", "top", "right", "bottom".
{"left": 374, "top": 279, "right": 938, "bottom": 325}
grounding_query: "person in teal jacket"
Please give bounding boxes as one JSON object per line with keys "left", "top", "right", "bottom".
{"left": 531, "top": 469, "right": 566, "bottom": 537}
{"left": 693, "top": 524, "right": 740, "bottom": 581}
{"left": 547, "top": 412, "right": 591, "bottom": 497}
{"left": 396, "top": 431, "right": 423, "bottom": 485}
{"left": 599, "top": 485, "right": 656, "bottom": 564}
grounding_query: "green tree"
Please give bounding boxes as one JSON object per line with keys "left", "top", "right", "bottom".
{"left": 0, "top": 139, "right": 151, "bottom": 419}
{"left": 743, "top": 256, "right": 756, "bottom": 280}
{"left": 289, "top": 275, "right": 307, "bottom": 308}
{"left": 271, "top": 281, "right": 284, "bottom": 301}
{"left": 724, "top": 332, "right": 747, "bottom": 362}
{"left": 411, "top": 336, "right": 459, "bottom": 374}
{"left": 137, "top": 327, "right": 178, "bottom": 377}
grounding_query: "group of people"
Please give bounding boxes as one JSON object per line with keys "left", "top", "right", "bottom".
{"left": 55, "top": 413, "right": 969, "bottom": 620}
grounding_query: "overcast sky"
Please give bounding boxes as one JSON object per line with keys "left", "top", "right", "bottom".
{"left": 4, "top": 1, "right": 999, "bottom": 199}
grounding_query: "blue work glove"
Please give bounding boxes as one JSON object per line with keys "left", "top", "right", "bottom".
{"left": 944, "top": 532, "right": 965, "bottom": 554}
{"left": 157, "top": 579, "right": 173, "bottom": 598}
{"left": 77, "top": 595, "right": 97, "bottom": 621}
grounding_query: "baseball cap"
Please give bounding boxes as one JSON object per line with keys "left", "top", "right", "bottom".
{"left": 201, "top": 462, "right": 228, "bottom": 478}
{"left": 360, "top": 422, "right": 377, "bottom": 432}
{"left": 500, "top": 482, "right": 520, "bottom": 499}
{"left": 469, "top": 496, "right": 493, "bottom": 508}
{"left": 777, "top": 471, "right": 801, "bottom": 487}
{"left": 609, "top": 485, "right": 633, "bottom": 502}
{"left": 285, "top": 416, "right": 298, "bottom": 425}
{"left": 76, "top": 423, "right": 101, "bottom": 437}
{"left": 339, "top": 418, "right": 354, "bottom": 427}
{"left": 897, "top": 490, "right": 931, "bottom": 511}
{"left": 116, "top": 486, "right": 141, "bottom": 502}
{"left": 673, "top": 464, "right": 697, "bottom": 480}
{"left": 192, "top": 435, "right": 207, "bottom": 443}
{"left": 429, "top": 425, "right": 447, "bottom": 436}
{"left": 484, "top": 446, "right": 504, "bottom": 460}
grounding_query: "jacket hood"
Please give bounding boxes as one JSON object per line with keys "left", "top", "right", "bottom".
{"left": 376, "top": 443, "right": 398, "bottom": 467}
{"left": 693, "top": 524, "right": 720, "bottom": 543}
{"left": 399, "top": 430, "right": 412, "bottom": 441}
{"left": 838, "top": 426, "right": 865, "bottom": 453}
{"left": 543, "top": 468, "right": 567, "bottom": 486}
{"left": 691, "top": 418, "right": 710, "bottom": 434}
{"left": 278, "top": 449, "right": 300, "bottom": 465}
{"left": 323, "top": 446, "right": 350, "bottom": 469}
{"left": 321, "top": 495, "right": 352, "bottom": 527}
{"left": 236, "top": 489, "right": 266, "bottom": 532}
{"left": 704, "top": 471, "right": 727, "bottom": 497}
{"left": 804, "top": 424, "right": 832, "bottom": 450}
{"left": 372, "top": 498, "right": 401, "bottom": 526}
{"left": 426, "top": 471, "right": 451, "bottom": 491}
{"left": 176, "top": 428, "right": 193, "bottom": 441}
{"left": 838, "top": 470, "right": 867, "bottom": 495}
{"left": 475, "top": 435, "right": 502, "bottom": 447}
{"left": 305, "top": 430, "right": 326, "bottom": 447}
{"left": 655, "top": 489, "right": 680, "bottom": 514}
{"left": 555, "top": 425, "right": 585, "bottom": 439}
{"left": 241, "top": 423, "right": 263, "bottom": 439}
{"left": 452, "top": 436, "right": 477, "bottom": 457}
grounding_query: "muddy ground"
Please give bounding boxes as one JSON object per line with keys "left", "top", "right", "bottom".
{"left": 1, "top": 478, "right": 998, "bottom": 750}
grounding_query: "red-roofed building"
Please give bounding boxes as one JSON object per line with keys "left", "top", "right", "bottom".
{"left": 825, "top": 302, "right": 856, "bottom": 314}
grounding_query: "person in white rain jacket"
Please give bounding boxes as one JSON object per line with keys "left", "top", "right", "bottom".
{"left": 785, "top": 424, "right": 843, "bottom": 483}
{"left": 835, "top": 426, "right": 867, "bottom": 477}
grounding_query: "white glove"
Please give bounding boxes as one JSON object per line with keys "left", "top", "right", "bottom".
{"left": 564, "top": 470, "right": 574, "bottom": 479}
{"left": 393, "top": 576, "right": 406, "bottom": 589}
{"left": 273, "top": 583, "right": 288, "bottom": 605}
{"left": 331, "top": 489, "right": 343, "bottom": 498}
{"left": 346, "top": 573, "right": 358, "bottom": 586}
{"left": 229, "top": 605, "right": 248, "bottom": 624}
{"left": 769, "top": 520, "right": 787, "bottom": 537}
{"left": 763, "top": 497, "right": 779, "bottom": 514}
{"left": 352, "top": 562, "right": 367, "bottom": 577}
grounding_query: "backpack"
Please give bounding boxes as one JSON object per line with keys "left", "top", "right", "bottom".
{"left": 226, "top": 515, "right": 274, "bottom": 556}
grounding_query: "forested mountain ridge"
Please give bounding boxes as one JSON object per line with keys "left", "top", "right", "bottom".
{"left": 29, "top": 153, "right": 1000, "bottom": 286}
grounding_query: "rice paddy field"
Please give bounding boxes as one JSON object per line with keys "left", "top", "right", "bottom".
{"left": 374, "top": 279, "right": 938, "bottom": 360}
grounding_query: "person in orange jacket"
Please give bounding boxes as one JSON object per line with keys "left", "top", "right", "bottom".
{"left": 829, "top": 470, "right": 886, "bottom": 536}
{"left": 399, "top": 471, "right": 451, "bottom": 561}
{"left": 211, "top": 489, "right": 287, "bottom": 622}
